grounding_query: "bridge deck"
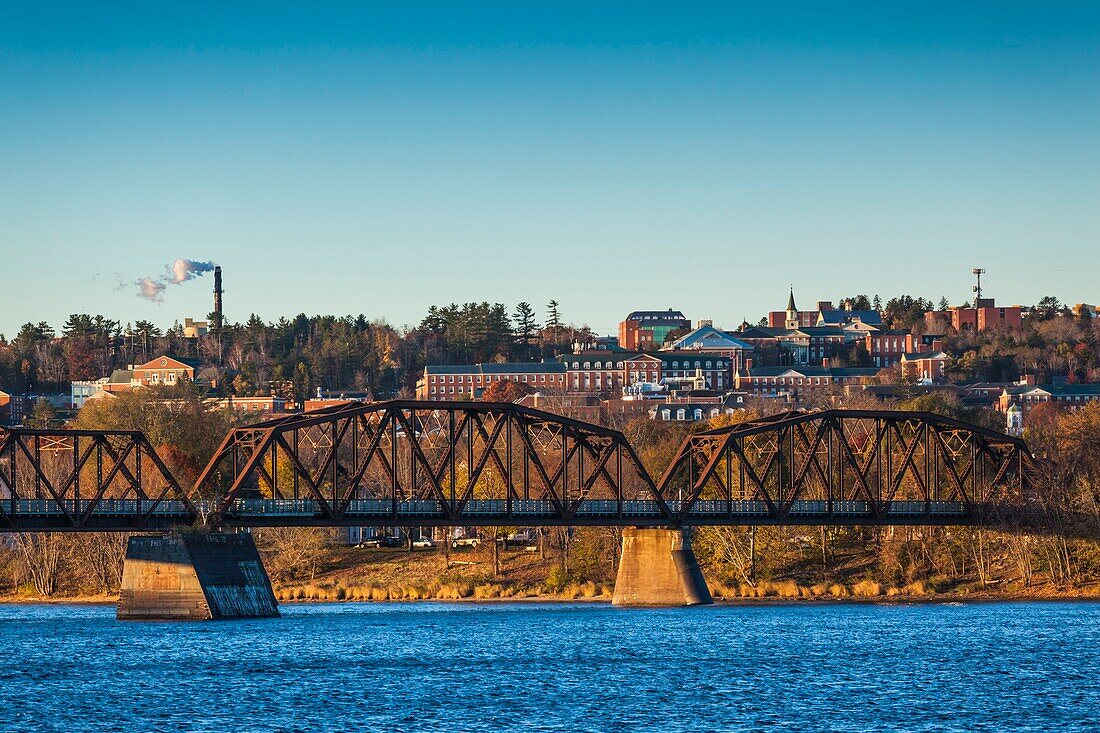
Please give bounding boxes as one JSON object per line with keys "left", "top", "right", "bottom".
{"left": 0, "top": 498, "right": 977, "bottom": 531}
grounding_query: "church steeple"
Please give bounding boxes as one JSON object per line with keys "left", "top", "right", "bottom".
{"left": 785, "top": 287, "right": 799, "bottom": 329}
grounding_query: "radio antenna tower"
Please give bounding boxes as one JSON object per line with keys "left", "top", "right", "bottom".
{"left": 972, "top": 267, "right": 986, "bottom": 302}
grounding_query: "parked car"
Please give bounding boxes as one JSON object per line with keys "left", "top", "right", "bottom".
{"left": 451, "top": 535, "right": 481, "bottom": 548}
{"left": 498, "top": 531, "right": 537, "bottom": 549}
{"left": 360, "top": 535, "right": 404, "bottom": 549}
{"left": 412, "top": 536, "right": 436, "bottom": 549}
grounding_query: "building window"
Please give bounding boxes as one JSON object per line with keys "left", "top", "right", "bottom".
{"left": 676, "top": 409, "right": 686, "bottom": 420}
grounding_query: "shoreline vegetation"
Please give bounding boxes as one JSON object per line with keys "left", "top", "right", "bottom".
{"left": 2, "top": 538, "right": 1099, "bottom": 607}
{"left": 4, "top": 588, "right": 1100, "bottom": 607}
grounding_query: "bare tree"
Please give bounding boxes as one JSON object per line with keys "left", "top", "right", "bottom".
{"left": 14, "top": 533, "right": 64, "bottom": 597}
{"left": 70, "top": 533, "right": 129, "bottom": 594}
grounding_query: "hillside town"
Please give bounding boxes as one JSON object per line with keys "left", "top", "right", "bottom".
{"left": 2, "top": 270, "right": 1099, "bottom": 436}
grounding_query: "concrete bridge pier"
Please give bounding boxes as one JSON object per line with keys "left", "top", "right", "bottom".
{"left": 117, "top": 533, "right": 279, "bottom": 620}
{"left": 612, "top": 527, "right": 713, "bottom": 607}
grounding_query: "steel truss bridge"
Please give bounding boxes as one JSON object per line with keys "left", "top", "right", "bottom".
{"left": 0, "top": 401, "right": 1032, "bottom": 532}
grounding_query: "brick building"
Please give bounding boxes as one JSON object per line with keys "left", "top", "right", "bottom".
{"left": 662, "top": 324, "right": 754, "bottom": 372}
{"left": 618, "top": 310, "right": 691, "bottom": 351}
{"left": 561, "top": 351, "right": 731, "bottom": 392}
{"left": 864, "top": 330, "right": 915, "bottom": 368}
{"left": 900, "top": 348, "right": 949, "bottom": 383}
{"left": 924, "top": 299, "right": 1023, "bottom": 333}
{"left": 419, "top": 350, "right": 732, "bottom": 401}
{"left": 768, "top": 290, "right": 823, "bottom": 329}
{"left": 735, "top": 364, "right": 879, "bottom": 401}
{"left": 132, "top": 355, "right": 199, "bottom": 388}
{"left": 998, "top": 379, "right": 1100, "bottom": 418}
{"left": 417, "top": 362, "right": 568, "bottom": 401}
{"left": 208, "top": 396, "right": 289, "bottom": 415}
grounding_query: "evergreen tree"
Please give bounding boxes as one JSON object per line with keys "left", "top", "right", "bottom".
{"left": 547, "top": 300, "right": 562, "bottom": 329}
{"left": 513, "top": 302, "right": 539, "bottom": 359}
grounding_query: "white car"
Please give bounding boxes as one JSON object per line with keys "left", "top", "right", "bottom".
{"left": 412, "top": 536, "right": 436, "bottom": 549}
{"left": 451, "top": 536, "right": 481, "bottom": 548}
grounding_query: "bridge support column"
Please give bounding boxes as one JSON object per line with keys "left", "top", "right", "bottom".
{"left": 117, "top": 533, "right": 279, "bottom": 620}
{"left": 612, "top": 528, "right": 713, "bottom": 607}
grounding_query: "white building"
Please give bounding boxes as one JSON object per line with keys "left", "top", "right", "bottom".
{"left": 71, "top": 378, "right": 108, "bottom": 409}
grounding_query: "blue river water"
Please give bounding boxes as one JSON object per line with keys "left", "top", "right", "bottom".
{"left": 1, "top": 601, "right": 1097, "bottom": 732}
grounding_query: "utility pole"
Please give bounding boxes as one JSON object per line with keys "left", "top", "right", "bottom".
{"left": 972, "top": 267, "right": 986, "bottom": 303}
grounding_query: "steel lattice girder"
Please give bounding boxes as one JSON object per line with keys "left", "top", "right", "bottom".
{"left": 0, "top": 428, "right": 196, "bottom": 530}
{"left": 658, "top": 409, "right": 1030, "bottom": 522}
{"left": 0, "top": 406, "right": 1041, "bottom": 531}
{"left": 192, "top": 400, "right": 668, "bottom": 524}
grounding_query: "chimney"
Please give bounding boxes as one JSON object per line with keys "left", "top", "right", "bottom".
{"left": 697, "top": 319, "right": 713, "bottom": 329}
{"left": 213, "top": 266, "right": 224, "bottom": 327}
{"left": 931, "top": 338, "right": 943, "bottom": 352}
{"left": 1022, "top": 374, "right": 1036, "bottom": 386}
{"left": 822, "top": 357, "right": 830, "bottom": 368}
{"left": 745, "top": 358, "right": 754, "bottom": 371}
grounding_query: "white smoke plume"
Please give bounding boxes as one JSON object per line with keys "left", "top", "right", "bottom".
{"left": 137, "top": 277, "right": 167, "bottom": 302}
{"left": 167, "top": 258, "right": 216, "bottom": 284}
{"left": 134, "top": 258, "right": 217, "bottom": 301}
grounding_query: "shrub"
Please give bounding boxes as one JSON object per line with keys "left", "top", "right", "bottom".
{"left": 852, "top": 580, "right": 882, "bottom": 597}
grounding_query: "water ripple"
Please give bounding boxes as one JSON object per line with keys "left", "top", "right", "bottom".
{"left": 0, "top": 601, "right": 1098, "bottom": 732}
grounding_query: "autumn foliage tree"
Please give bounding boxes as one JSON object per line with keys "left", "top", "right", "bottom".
{"left": 481, "top": 379, "right": 534, "bottom": 403}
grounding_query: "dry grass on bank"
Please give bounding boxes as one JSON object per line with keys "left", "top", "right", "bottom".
{"left": 270, "top": 544, "right": 614, "bottom": 602}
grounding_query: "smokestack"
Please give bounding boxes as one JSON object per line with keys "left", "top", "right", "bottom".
{"left": 213, "top": 266, "right": 223, "bottom": 327}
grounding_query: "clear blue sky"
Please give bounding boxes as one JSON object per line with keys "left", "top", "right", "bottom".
{"left": 1, "top": 2, "right": 1098, "bottom": 337}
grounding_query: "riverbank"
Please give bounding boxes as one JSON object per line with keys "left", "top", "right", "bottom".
{"left": 4, "top": 581, "right": 1098, "bottom": 606}
{"left": 4, "top": 533, "right": 1099, "bottom": 605}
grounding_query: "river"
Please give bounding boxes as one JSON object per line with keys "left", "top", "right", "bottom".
{"left": 1, "top": 601, "right": 1097, "bottom": 732}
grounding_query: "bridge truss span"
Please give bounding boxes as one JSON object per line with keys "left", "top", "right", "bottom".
{"left": 657, "top": 409, "right": 1031, "bottom": 525}
{"left": 0, "top": 428, "right": 196, "bottom": 530}
{"left": 0, "top": 406, "right": 1037, "bottom": 531}
{"left": 194, "top": 400, "right": 666, "bottom": 527}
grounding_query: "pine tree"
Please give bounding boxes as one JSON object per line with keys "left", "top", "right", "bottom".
{"left": 547, "top": 300, "right": 562, "bottom": 330}
{"left": 513, "top": 302, "right": 539, "bottom": 360}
